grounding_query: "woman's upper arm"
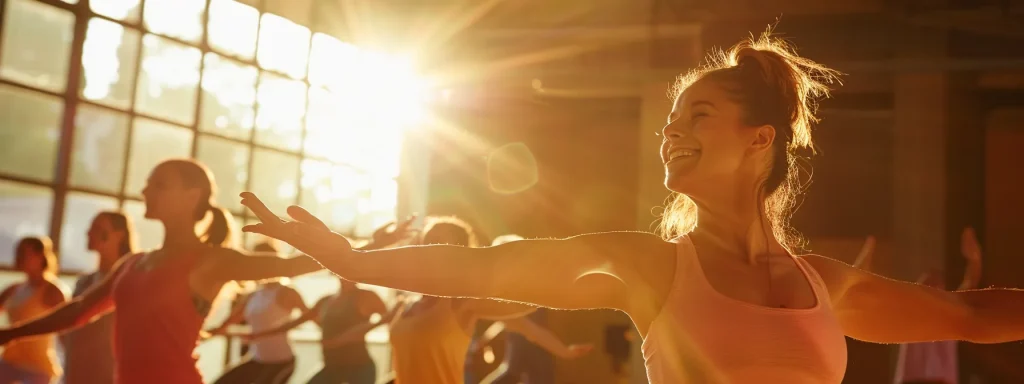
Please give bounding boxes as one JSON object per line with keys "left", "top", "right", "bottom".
{"left": 205, "top": 249, "right": 323, "bottom": 283}
{"left": 485, "top": 231, "right": 675, "bottom": 312}
{"left": 457, "top": 298, "right": 536, "bottom": 321}
{"left": 804, "top": 255, "right": 972, "bottom": 343}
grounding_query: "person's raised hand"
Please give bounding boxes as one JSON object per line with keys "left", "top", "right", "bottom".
{"left": 240, "top": 192, "right": 352, "bottom": 259}
{"left": 370, "top": 216, "right": 418, "bottom": 249}
{"left": 961, "top": 227, "right": 982, "bottom": 263}
{"left": 561, "top": 343, "right": 595, "bottom": 359}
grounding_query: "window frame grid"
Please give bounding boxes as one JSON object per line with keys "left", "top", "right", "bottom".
{"left": 0, "top": 0, "right": 403, "bottom": 273}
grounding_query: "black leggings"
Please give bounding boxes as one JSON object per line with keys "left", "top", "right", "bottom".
{"left": 307, "top": 363, "right": 376, "bottom": 384}
{"left": 214, "top": 358, "right": 295, "bottom": 384}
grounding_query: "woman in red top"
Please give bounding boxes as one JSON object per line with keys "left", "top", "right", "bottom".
{"left": 0, "top": 159, "right": 335, "bottom": 384}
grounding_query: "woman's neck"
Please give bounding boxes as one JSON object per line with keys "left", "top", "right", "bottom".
{"left": 692, "top": 194, "right": 787, "bottom": 265}
{"left": 162, "top": 220, "right": 204, "bottom": 251}
{"left": 97, "top": 250, "right": 119, "bottom": 273}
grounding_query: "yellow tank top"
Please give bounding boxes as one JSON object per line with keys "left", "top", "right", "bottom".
{"left": 2, "top": 281, "right": 65, "bottom": 377}
{"left": 389, "top": 299, "right": 472, "bottom": 384}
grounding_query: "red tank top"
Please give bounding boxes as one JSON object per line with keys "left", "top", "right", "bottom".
{"left": 111, "top": 252, "right": 207, "bottom": 384}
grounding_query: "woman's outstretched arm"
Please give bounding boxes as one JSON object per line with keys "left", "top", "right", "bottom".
{"left": 0, "top": 257, "right": 132, "bottom": 344}
{"left": 806, "top": 255, "right": 1024, "bottom": 345}
{"left": 240, "top": 193, "right": 676, "bottom": 312}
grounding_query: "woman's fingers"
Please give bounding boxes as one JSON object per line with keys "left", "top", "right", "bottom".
{"left": 287, "top": 205, "right": 330, "bottom": 230}
{"left": 240, "top": 193, "right": 282, "bottom": 225}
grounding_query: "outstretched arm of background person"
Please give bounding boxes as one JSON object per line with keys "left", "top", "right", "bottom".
{"left": 206, "top": 294, "right": 251, "bottom": 336}
{"left": 806, "top": 252, "right": 1024, "bottom": 345}
{"left": 0, "top": 257, "right": 133, "bottom": 344}
{"left": 242, "top": 298, "right": 326, "bottom": 341}
{"left": 501, "top": 316, "right": 594, "bottom": 359}
{"left": 321, "top": 294, "right": 399, "bottom": 348}
{"left": 239, "top": 193, "right": 676, "bottom": 313}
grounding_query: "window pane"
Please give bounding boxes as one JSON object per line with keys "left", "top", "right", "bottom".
{"left": 361, "top": 177, "right": 398, "bottom": 237}
{"left": 124, "top": 118, "right": 194, "bottom": 197}
{"left": 299, "top": 160, "right": 370, "bottom": 234}
{"left": 59, "top": 192, "right": 119, "bottom": 272}
{"left": 303, "top": 87, "right": 340, "bottom": 159}
{"left": 306, "top": 87, "right": 402, "bottom": 178}
{"left": 69, "top": 105, "right": 129, "bottom": 194}
{"left": 143, "top": 0, "right": 205, "bottom": 43}
{"left": 249, "top": 149, "right": 299, "bottom": 216}
{"left": 0, "top": 0, "right": 75, "bottom": 92}
{"left": 0, "top": 85, "right": 63, "bottom": 182}
{"left": 136, "top": 34, "right": 201, "bottom": 125}
{"left": 81, "top": 18, "right": 141, "bottom": 110}
{"left": 257, "top": 14, "right": 310, "bottom": 79}
{"left": 265, "top": 0, "right": 313, "bottom": 27}
{"left": 123, "top": 200, "right": 162, "bottom": 251}
{"left": 0, "top": 181, "right": 53, "bottom": 267}
{"left": 199, "top": 54, "right": 257, "bottom": 141}
{"left": 91, "top": 0, "right": 142, "bottom": 23}
{"left": 308, "top": 33, "right": 359, "bottom": 89}
{"left": 195, "top": 135, "right": 249, "bottom": 212}
{"left": 254, "top": 73, "right": 305, "bottom": 151}
{"left": 207, "top": 0, "right": 259, "bottom": 60}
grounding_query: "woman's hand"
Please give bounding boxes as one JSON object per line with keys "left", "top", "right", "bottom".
{"left": 240, "top": 192, "right": 352, "bottom": 260}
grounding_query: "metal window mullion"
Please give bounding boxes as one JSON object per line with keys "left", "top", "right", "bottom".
{"left": 48, "top": 0, "right": 90, "bottom": 260}
{"left": 189, "top": 0, "right": 213, "bottom": 159}
{"left": 117, "top": 0, "right": 147, "bottom": 210}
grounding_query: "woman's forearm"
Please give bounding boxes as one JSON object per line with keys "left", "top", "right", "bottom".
{"left": 10, "top": 299, "right": 101, "bottom": 338}
{"left": 960, "top": 288, "right": 1024, "bottom": 343}
{"left": 319, "top": 245, "right": 498, "bottom": 298}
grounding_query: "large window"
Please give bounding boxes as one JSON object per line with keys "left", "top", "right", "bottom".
{"left": 0, "top": 0, "right": 412, "bottom": 273}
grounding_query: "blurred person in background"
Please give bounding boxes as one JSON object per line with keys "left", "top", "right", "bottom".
{"left": 61, "top": 212, "right": 136, "bottom": 384}
{"left": 231, "top": 220, "right": 415, "bottom": 384}
{"left": 467, "top": 234, "right": 593, "bottom": 384}
{"left": 863, "top": 229, "right": 982, "bottom": 384}
{"left": 0, "top": 236, "right": 68, "bottom": 384}
{"left": 382, "top": 217, "right": 589, "bottom": 384}
{"left": 207, "top": 243, "right": 307, "bottom": 384}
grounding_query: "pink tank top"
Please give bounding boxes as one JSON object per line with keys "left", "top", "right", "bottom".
{"left": 111, "top": 252, "right": 207, "bottom": 384}
{"left": 641, "top": 237, "right": 848, "bottom": 383}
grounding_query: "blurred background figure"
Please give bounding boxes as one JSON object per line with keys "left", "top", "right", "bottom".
{"left": 61, "top": 212, "right": 136, "bottom": 384}
{"left": 207, "top": 243, "right": 306, "bottom": 384}
{"left": 893, "top": 228, "right": 983, "bottom": 384}
{"left": 0, "top": 236, "right": 68, "bottom": 384}
{"left": 469, "top": 234, "right": 593, "bottom": 384}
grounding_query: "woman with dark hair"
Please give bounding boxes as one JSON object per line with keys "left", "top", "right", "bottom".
{"left": 0, "top": 236, "right": 68, "bottom": 384}
{"left": 0, "top": 158, "right": 395, "bottom": 384}
{"left": 240, "top": 29, "right": 1024, "bottom": 384}
{"left": 61, "top": 211, "right": 136, "bottom": 384}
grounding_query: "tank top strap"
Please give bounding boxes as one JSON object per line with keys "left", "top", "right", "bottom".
{"left": 792, "top": 256, "right": 832, "bottom": 307}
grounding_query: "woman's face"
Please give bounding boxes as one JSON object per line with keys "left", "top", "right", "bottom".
{"left": 16, "top": 244, "right": 45, "bottom": 276}
{"left": 87, "top": 215, "right": 124, "bottom": 258}
{"left": 141, "top": 163, "right": 201, "bottom": 221}
{"left": 661, "top": 79, "right": 768, "bottom": 199}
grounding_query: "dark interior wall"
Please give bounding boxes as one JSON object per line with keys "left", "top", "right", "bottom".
{"left": 425, "top": 95, "right": 642, "bottom": 240}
